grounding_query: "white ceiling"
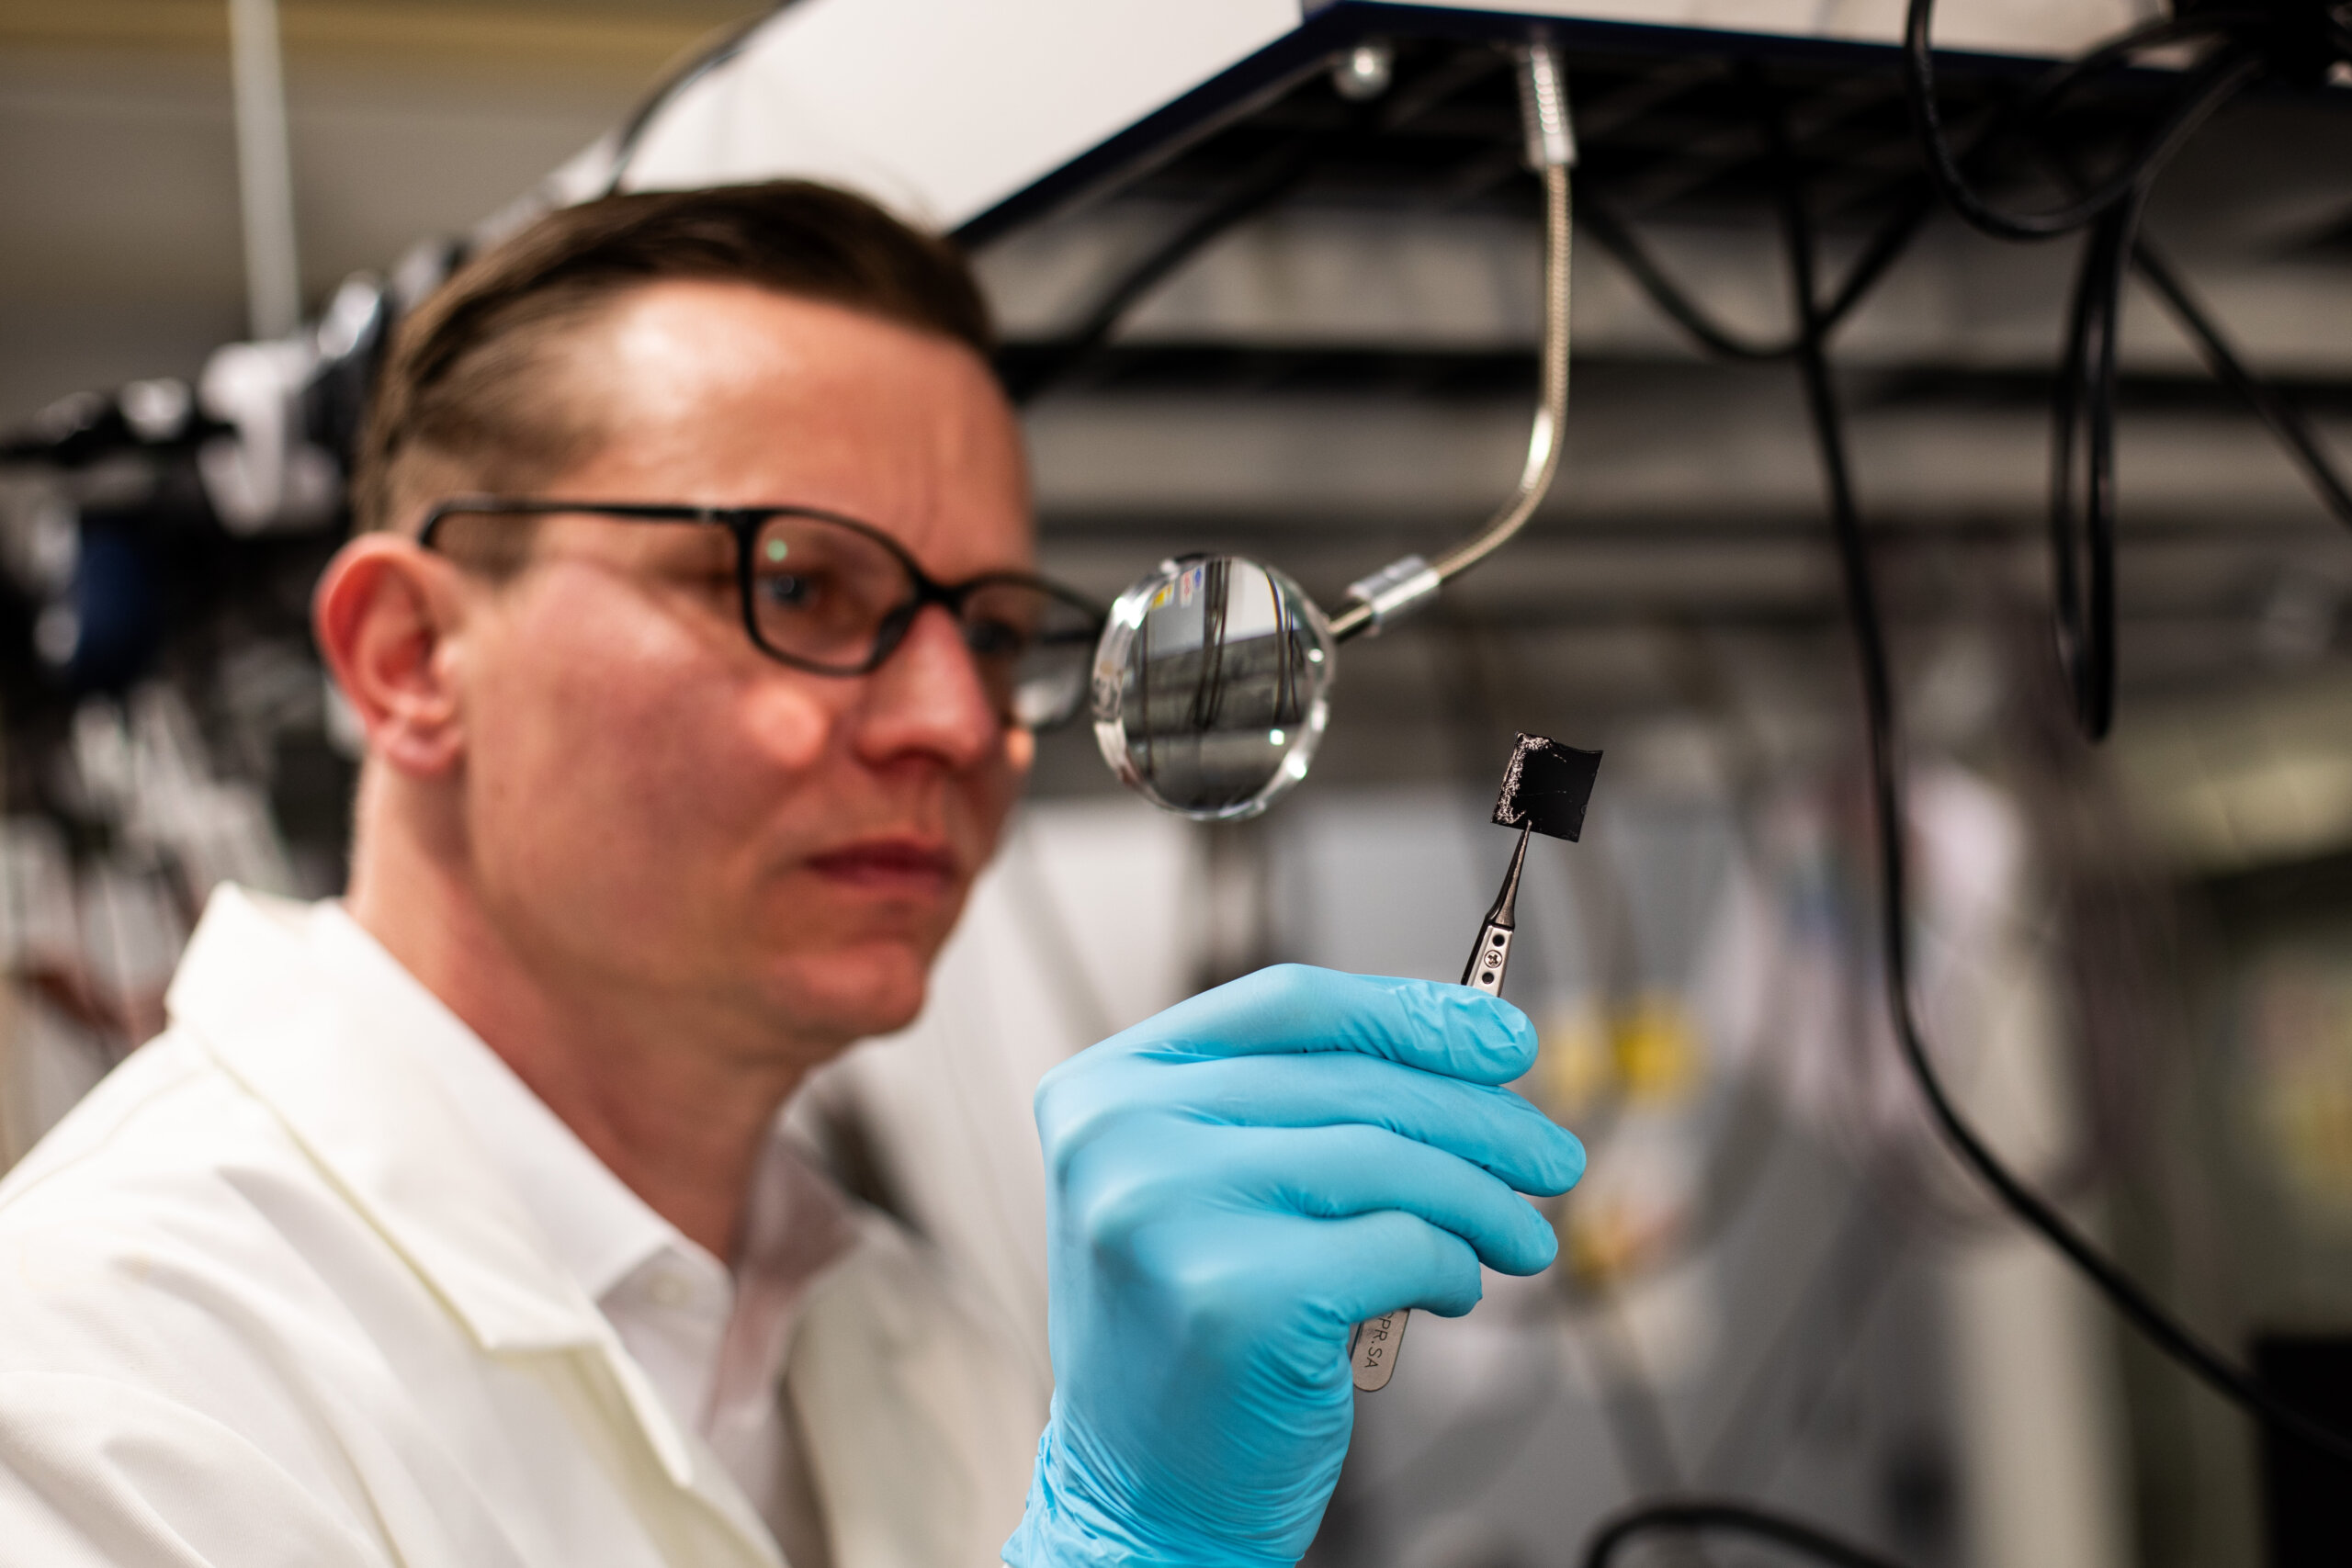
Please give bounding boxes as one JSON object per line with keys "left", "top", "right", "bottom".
{"left": 0, "top": 0, "right": 757, "bottom": 423}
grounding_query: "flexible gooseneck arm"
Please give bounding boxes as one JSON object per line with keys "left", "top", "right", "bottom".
{"left": 1328, "top": 40, "right": 1576, "bottom": 642}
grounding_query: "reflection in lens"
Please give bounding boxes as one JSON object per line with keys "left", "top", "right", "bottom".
{"left": 1091, "top": 556, "right": 1335, "bottom": 819}
{"left": 990, "top": 585, "right": 1100, "bottom": 729}
{"left": 750, "top": 513, "right": 902, "bottom": 668}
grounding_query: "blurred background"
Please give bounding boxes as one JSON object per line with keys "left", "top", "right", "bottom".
{"left": 6, "top": 2, "right": 2352, "bottom": 1565}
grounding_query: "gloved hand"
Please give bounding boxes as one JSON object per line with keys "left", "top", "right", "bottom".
{"left": 1002, "top": 964, "right": 1585, "bottom": 1568}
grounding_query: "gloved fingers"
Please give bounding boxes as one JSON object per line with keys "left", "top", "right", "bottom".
{"left": 1125, "top": 1212, "right": 1487, "bottom": 1363}
{"left": 1140, "top": 1051, "right": 1585, "bottom": 1196}
{"left": 1108, "top": 964, "right": 1537, "bottom": 1085}
{"left": 1274, "top": 1211, "right": 1489, "bottom": 1323}
{"left": 1080, "top": 1123, "right": 1558, "bottom": 1279}
{"left": 1247, "top": 1122, "right": 1559, "bottom": 1276}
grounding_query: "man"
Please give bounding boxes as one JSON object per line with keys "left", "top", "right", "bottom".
{"left": 0, "top": 183, "right": 1581, "bottom": 1568}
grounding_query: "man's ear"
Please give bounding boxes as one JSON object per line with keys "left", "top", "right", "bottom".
{"left": 313, "top": 536, "right": 471, "bottom": 778}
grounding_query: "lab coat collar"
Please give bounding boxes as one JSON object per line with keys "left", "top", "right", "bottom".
{"left": 162, "top": 886, "right": 740, "bottom": 1518}
{"left": 305, "top": 900, "right": 692, "bottom": 1308}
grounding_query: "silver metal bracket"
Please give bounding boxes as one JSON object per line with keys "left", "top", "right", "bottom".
{"left": 1343, "top": 554, "right": 1442, "bottom": 637}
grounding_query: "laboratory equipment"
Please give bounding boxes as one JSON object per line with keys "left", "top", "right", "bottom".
{"left": 14, "top": 0, "right": 2352, "bottom": 1551}
{"left": 1350, "top": 732, "right": 1601, "bottom": 1393}
{"left": 1082, "top": 39, "right": 1574, "bottom": 819}
{"left": 1091, "top": 556, "right": 1334, "bottom": 818}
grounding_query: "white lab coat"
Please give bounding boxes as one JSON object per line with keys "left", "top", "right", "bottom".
{"left": 0, "top": 886, "right": 1045, "bottom": 1568}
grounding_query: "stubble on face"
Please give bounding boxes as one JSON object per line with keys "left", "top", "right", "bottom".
{"left": 452, "top": 281, "right": 1035, "bottom": 1061}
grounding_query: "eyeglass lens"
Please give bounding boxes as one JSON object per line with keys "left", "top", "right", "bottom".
{"left": 747, "top": 514, "right": 1096, "bottom": 728}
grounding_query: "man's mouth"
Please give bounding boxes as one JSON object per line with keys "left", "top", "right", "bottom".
{"left": 805, "top": 838, "right": 960, "bottom": 895}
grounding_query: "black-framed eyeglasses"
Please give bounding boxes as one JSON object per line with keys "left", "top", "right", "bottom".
{"left": 419, "top": 498, "right": 1105, "bottom": 730}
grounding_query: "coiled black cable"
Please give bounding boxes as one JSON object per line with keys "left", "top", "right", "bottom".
{"left": 1903, "top": 2, "right": 2263, "bottom": 242}
{"left": 1907, "top": 2, "right": 2281, "bottom": 737}
{"left": 1603, "top": 28, "right": 2352, "bottom": 738}
{"left": 1760, "top": 80, "right": 2352, "bottom": 1470}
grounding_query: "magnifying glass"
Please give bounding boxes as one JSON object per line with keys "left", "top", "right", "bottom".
{"left": 1091, "top": 555, "right": 1337, "bottom": 819}
{"left": 1087, "top": 41, "right": 1577, "bottom": 822}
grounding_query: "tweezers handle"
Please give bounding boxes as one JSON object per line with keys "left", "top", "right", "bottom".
{"left": 1350, "top": 915, "right": 1519, "bottom": 1392}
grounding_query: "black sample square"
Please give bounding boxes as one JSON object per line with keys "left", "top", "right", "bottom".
{"left": 1491, "top": 733, "right": 1603, "bottom": 841}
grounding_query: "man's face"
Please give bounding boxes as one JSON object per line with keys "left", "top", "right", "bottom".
{"left": 446, "top": 280, "right": 1034, "bottom": 1051}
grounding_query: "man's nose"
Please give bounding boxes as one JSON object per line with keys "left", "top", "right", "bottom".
{"left": 853, "top": 602, "right": 1002, "bottom": 770}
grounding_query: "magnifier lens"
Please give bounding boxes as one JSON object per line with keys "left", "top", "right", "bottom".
{"left": 1091, "top": 556, "right": 1335, "bottom": 820}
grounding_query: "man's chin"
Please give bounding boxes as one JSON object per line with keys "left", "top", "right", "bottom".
{"left": 768, "top": 940, "right": 936, "bottom": 1043}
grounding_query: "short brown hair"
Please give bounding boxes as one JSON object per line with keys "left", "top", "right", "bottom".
{"left": 353, "top": 180, "right": 994, "bottom": 536}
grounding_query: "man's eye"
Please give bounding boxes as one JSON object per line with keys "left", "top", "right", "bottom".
{"left": 756, "top": 571, "right": 822, "bottom": 611}
{"left": 964, "top": 618, "right": 1033, "bottom": 660}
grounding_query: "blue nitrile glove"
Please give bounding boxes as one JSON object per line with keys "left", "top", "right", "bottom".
{"left": 1002, "top": 964, "right": 1586, "bottom": 1568}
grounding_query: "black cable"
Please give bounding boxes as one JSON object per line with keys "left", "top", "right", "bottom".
{"left": 1817, "top": 189, "right": 1939, "bottom": 337}
{"left": 2131, "top": 235, "right": 2352, "bottom": 528}
{"left": 1577, "top": 186, "right": 1934, "bottom": 362}
{"left": 1193, "top": 557, "right": 1232, "bottom": 730}
{"left": 1904, "top": 0, "right": 2263, "bottom": 242}
{"left": 2046, "top": 187, "right": 2142, "bottom": 739}
{"left": 1905, "top": 0, "right": 2312, "bottom": 740}
{"left": 2008, "top": 9, "right": 2263, "bottom": 128}
{"left": 1577, "top": 194, "right": 1783, "bottom": 361}
{"left": 2030, "top": 97, "right": 2352, "bottom": 743}
{"left": 602, "top": 5, "right": 792, "bottom": 198}
{"left": 1583, "top": 5, "right": 2212, "bottom": 371}
{"left": 1905, "top": 0, "right": 2284, "bottom": 742}
{"left": 1001, "top": 143, "right": 1318, "bottom": 404}
{"left": 2019, "top": 113, "right": 2352, "bottom": 725}
{"left": 1583, "top": 43, "right": 2157, "bottom": 363}
{"left": 1590, "top": 25, "right": 2352, "bottom": 1303}
{"left": 1581, "top": 1498, "right": 1912, "bottom": 1568}
{"left": 1574, "top": 1312, "right": 1725, "bottom": 1568}
{"left": 1760, "top": 81, "right": 2352, "bottom": 1471}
